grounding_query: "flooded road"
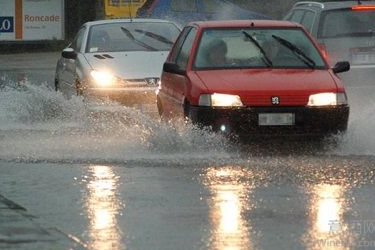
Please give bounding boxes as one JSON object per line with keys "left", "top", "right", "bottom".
{"left": 1, "top": 158, "right": 375, "bottom": 250}
{"left": 1, "top": 53, "right": 375, "bottom": 249}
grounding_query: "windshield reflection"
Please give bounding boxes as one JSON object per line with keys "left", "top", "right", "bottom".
{"left": 205, "top": 167, "right": 255, "bottom": 250}
{"left": 85, "top": 165, "right": 122, "bottom": 250}
{"left": 305, "top": 184, "right": 352, "bottom": 250}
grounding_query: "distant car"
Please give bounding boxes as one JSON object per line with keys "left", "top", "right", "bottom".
{"left": 54, "top": 19, "right": 181, "bottom": 104}
{"left": 137, "top": 0, "right": 270, "bottom": 25}
{"left": 157, "top": 20, "right": 350, "bottom": 138}
{"left": 284, "top": 1, "right": 375, "bottom": 85}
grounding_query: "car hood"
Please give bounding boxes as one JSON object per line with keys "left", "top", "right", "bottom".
{"left": 195, "top": 69, "right": 338, "bottom": 106}
{"left": 85, "top": 51, "right": 169, "bottom": 79}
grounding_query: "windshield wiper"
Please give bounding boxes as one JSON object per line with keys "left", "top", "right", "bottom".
{"left": 134, "top": 29, "right": 174, "bottom": 45}
{"left": 272, "top": 35, "right": 316, "bottom": 69}
{"left": 121, "top": 27, "right": 158, "bottom": 51}
{"left": 242, "top": 31, "right": 273, "bottom": 67}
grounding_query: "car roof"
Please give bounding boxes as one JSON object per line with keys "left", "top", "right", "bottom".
{"left": 84, "top": 18, "right": 180, "bottom": 27}
{"left": 293, "top": 1, "right": 375, "bottom": 11}
{"left": 188, "top": 20, "right": 301, "bottom": 29}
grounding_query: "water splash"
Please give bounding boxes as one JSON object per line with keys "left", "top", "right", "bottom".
{"left": 2, "top": 81, "right": 375, "bottom": 163}
{"left": 331, "top": 86, "right": 375, "bottom": 156}
{"left": 0, "top": 83, "right": 84, "bottom": 129}
{"left": 0, "top": 83, "right": 231, "bottom": 163}
{"left": 333, "top": 103, "right": 375, "bottom": 156}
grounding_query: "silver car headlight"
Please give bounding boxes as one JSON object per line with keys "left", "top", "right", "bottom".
{"left": 199, "top": 93, "right": 244, "bottom": 107}
{"left": 90, "top": 70, "right": 117, "bottom": 87}
{"left": 307, "top": 92, "right": 347, "bottom": 106}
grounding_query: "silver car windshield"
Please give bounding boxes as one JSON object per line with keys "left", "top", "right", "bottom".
{"left": 86, "top": 22, "right": 180, "bottom": 53}
{"left": 318, "top": 9, "right": 375, "bottom": 39}
{"left": 194, "top": 28, "right": 326, "bottom": 70}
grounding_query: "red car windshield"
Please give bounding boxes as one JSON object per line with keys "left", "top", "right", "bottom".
{"left": 194, "top": 27, "right": 326, "bottom": 70}
{"left": 318, "top": 8, "right": 375, "bottom": 39}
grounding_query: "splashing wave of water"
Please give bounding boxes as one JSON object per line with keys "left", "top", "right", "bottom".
{"left": 1, "top": 83, "right": 375, "bottom": 163}
{"left": 0, "top": 84, "right": 231, "bottom": 163}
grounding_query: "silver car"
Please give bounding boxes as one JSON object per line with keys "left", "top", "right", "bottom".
{"left": 284, "top": 1, "right": 375, "bottom": 86}
{"left": 54, "top": 19, "right": 181, "bottom": 104}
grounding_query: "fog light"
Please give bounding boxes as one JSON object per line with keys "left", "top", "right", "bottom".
{"left": 220, "top": 124, "right": 227, "bottom": 132}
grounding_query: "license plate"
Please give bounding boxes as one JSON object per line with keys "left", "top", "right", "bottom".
{"left": 258, "top": 113, "right": 295, "bottom": 126}
{"left": 351, "top": 52, "right": 375, "bottom": 65}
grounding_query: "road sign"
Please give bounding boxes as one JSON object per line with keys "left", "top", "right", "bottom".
{"left": 0, "top": 0, "right": 64, "bottom": 41}
{"left": 0, "top": 17, "right": 14, "bottom": 33}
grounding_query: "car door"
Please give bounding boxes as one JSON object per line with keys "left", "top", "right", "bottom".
{"left": 160, "top": 26, "right": 197, "bottom": 118}
{"left": 60, "top": 26, "right": 86, "bottom": 96}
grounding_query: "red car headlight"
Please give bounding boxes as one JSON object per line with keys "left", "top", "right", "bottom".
{"left": 199, "top": 93, "right": 244, "bottom": 107}
{"left": 307, "top": 93, "right": 347, "bottom": 106}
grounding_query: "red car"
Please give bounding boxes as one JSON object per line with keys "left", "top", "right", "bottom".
{"left": 157, "top": 20, "right": 350, "bottom": 137}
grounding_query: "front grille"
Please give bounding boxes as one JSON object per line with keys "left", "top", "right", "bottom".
{"left": 241, "top": 94, "right": 308, "bottom": 106}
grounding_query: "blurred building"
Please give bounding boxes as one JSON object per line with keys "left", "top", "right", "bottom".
{"left": 104, "top": 0, "right": 147, "bottom": 19}
{"left": 67, "top": 0, "right": 300, "bottom": 39}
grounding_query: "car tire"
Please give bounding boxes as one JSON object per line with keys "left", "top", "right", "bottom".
{"left": 157, "top": 97, "right": 163, "bottom": 116}
{"left": 54, "top": 78, "right": 59, "bottom": 91}
{"left": 75, "top": 78, "right": 83, "bottom": 96}
{"left": 183, "top": 99, "right": 191, "bottom": 120}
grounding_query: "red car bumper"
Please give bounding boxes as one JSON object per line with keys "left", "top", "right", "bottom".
{"left": 188, "top": 105, "right": 349, "bottom": 138}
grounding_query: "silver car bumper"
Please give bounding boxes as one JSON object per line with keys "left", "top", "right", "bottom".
{"left": 84, "top": 87, "right": 157, "bottom": 104}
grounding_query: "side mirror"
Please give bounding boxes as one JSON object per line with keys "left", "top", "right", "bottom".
{"left": 62, "top": 48, "right": 77, "bottom": 60}
{"left": 163, "top": 62, "right": 185, "bottom": 75}
{"left": 332, "top": 61, "right": 350, "bottom": 74}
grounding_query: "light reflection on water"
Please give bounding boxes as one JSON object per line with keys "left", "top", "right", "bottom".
{"left": 205, "top": 167, "right": 255, "bottom": 250}
{"left": 85, "top": 165, "right": 123, "bottom": 250}
{"left": 305, "top": 184, "right": 352, "bottom": 250}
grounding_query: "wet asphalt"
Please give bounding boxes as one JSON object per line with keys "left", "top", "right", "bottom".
{"left": 1, "top": 52, "right": 375, "bottom": 250}
{"left": 0, "top": 193, "right": 86, "bottom": 250}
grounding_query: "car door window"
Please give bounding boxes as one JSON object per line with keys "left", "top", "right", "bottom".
{"left": 171, "top": 0, "right": 197, "bottom": 12}
{"left": 71, "top": 27, "right": 86, "bottom": 52}
{"left": 175, "top": 28, "right": 197, "bottom": 70}
{"left": 301, "top": 10, "right": 315, "bottom": 33}
{"left": 289, "top": 9, "right": 304, "bottom": 23}
{"left": 169, "top": 27, "right": 192, "bottom": 62}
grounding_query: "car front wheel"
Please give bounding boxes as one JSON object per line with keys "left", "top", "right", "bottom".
{"left": 183, "top": 99, "right": 191, "bottom": 120}
{"left": 54, "top": 78, "right": 59, "bottom": 91}
{"left": 75, "top": 78, "right": 83, "bottom": 96}
{"left": 157, "top": 96, "right": 164, "bottom": 117}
